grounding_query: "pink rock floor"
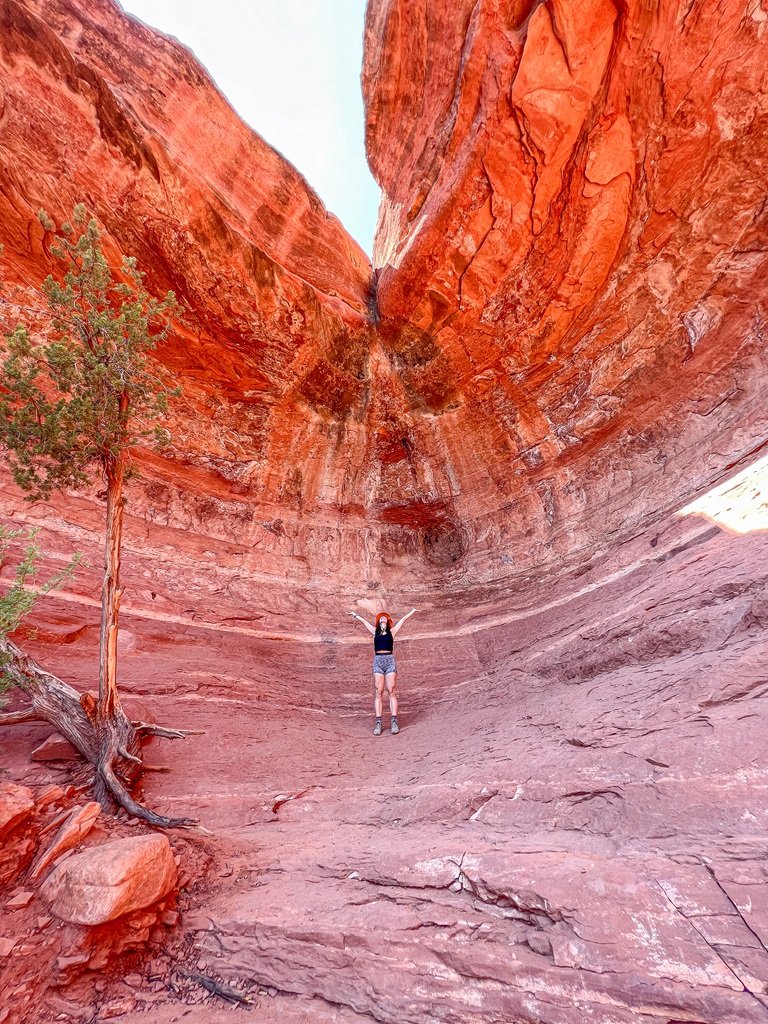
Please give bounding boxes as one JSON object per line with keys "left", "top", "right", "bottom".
{"left": 4, "top": 511, "right": 768, "bottom": 1023}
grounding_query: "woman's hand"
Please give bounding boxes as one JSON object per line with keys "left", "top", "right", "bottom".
{"left": 392, "top": 608, "right": 417, "bottom": 636}
{"left": 350, "top": 611, "right": 376, "bottom": 635}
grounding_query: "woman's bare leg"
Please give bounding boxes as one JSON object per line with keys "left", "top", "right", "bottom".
{"left": 386, "top": 672, "right": 398, "bottom": 717}
{"left": 374, "top": 673, "right": 386, "bottom": 718}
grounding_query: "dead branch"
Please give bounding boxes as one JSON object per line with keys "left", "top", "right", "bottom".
{"left": 175, "top": 969, "right": 254, "bottom": 1006}
{"left": 133, "top": 721, "right": 205, "bottom": 739}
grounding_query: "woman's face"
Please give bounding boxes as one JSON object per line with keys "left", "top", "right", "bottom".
{"left": 378, "top": 616, "right": 388, "bottom": 630}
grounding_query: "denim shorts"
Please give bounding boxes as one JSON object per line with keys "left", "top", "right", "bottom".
{"left": 373, "top": 653, "right": 397, "bottom": 676}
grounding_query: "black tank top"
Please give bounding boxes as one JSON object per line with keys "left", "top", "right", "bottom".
{"left": 374, "top": 632, "right": 393, "bottom": 654}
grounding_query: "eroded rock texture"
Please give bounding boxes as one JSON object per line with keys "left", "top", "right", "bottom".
{"left": 0, "top": 0, "right": 377, "bottom": 608}
{"left": 364, "top": 0, "right": 768, "bottom": 585}
{"left": 2, "top": 0, "right": 768, "bottom": 1022}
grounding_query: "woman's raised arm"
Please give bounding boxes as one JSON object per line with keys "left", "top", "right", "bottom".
{"left": 350, "top": 611, "right": 376, "bottom": 636}
{"left": 392, "top": 608, "right": 417, "bottom": 636}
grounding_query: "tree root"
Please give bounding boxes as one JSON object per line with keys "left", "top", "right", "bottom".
{"left": 99, "top": 757, "right": 208, "bottom": 832}
{"left": 1, "top": 635, "right": 206, "bottom": 831}
{"left": 117, "top": 745, "right": 142, "bottom": 765}
{"left": 0, "top": 706, "right": 43, "bottom": 725}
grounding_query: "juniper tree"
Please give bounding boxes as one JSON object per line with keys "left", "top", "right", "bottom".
{"left": 0, "top": 206, "right": 199, "bottom": 828}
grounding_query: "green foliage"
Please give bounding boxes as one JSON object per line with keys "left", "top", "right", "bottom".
{"left": 0, "top": 525, "right": 81, "bottom": 697}
{"left": 0, "top": 205, "right": 180, "bottom": 501}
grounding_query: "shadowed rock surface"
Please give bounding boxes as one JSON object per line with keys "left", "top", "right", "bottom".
{"left": 1, "top": 0, "right": 768, "bottom": 1021}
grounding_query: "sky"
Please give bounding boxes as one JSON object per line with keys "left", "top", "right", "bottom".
{"left": 120, "top": 0, "right": 381, "bottom": 254}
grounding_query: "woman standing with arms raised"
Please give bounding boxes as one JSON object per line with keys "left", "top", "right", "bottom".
{"left": 350, "top": 609, "right": 417, "bottom": 735}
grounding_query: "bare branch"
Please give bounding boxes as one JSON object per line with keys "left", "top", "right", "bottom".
{"left": 175, "top": 970, "right": 253, "bottom": 1006}
{"left": 133, "top": 722, "right": 205, "bottom": 739}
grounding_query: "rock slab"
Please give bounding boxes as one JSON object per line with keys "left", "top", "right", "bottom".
{"left": 30, "top": 801, "right": 101, "bottom": 881}
{"left": 40, "top": 835, "right": 177, "bottom": 925}
{"left": 0, "top": 781, "right": 34, "bottom": 838}
{"left": 0, "top": 781, "right": 36, "bottom": 887}
{"left": 31, "top": 733, "right": 80, "bottom": 762}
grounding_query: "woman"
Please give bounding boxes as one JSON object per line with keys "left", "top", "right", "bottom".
{"left": 350, "top": 608, "right": 417, "bottom": 735}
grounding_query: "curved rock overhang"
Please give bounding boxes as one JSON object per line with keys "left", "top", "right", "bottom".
{"left": 0, "top": 0, "right": 766, "bottom": 633}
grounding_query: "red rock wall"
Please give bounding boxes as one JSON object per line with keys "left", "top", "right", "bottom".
{"left": 1, "top": 0, "right": 767, "bottom": 623}
{"left": 0, "top": 0, "right": 381, "bottom": 608}
{"left": 363, "top": 0, "right": 768, "bottom": 591}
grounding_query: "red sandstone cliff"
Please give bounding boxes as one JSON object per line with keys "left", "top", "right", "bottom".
{"left": 363, "top": 0, "right": 768, "bottom": 583}
{"left": 1, "top": 0, "right": 766, "bottom": 613}
{"left": 0, "top": 0, "right": 379, "bottom": 612}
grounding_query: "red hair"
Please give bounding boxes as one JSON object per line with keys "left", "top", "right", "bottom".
{"left": 376, "top": 611, "right": 393, "bottom": 631}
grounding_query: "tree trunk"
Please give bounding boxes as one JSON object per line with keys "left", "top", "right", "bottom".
{"left": 80, "top": 450, "right": 198, "bottom": 829}
{"left": 99, "top": 453, "right": 125, "bottom": 720}
{"left": 91, "top": 453, "right": 132, "bottom": 807}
